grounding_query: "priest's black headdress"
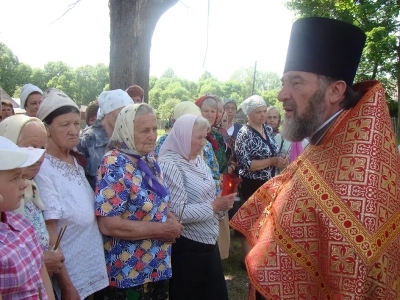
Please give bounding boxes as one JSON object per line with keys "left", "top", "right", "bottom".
{"left": 284, "top": 17, "right": 366, "bottom": 86}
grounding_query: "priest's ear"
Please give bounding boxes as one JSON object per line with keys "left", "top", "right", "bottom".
{"left": 327, "top": 80, "right": 347, "bottom": 106}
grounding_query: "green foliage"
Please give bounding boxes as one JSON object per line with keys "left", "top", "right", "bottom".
{"left": 285, "top": 0, "right": 400, "bottom": 100}
{"left": 157, "top": 98, "right": 181, "bottom": 120}
{"left": 149, "top": 77, "right": 193, "bottom": 109}
{"left": 198, "top": 79, "right": 223, "bottom": 96}
{"left": 0, "top": 41, "right": 284, "bottom": 118}
{"left": 0, "top": 42, "right": 20, "bottom": 95}
{"left": 0, "top": 44, "right": 110, "bottom": 106}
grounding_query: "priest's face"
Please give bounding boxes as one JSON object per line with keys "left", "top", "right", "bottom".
{"left": 278, "top": 71, "right": 327, "bottom": 141}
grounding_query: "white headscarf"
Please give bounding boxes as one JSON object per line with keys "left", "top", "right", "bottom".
{"left": 240, "top": 95, "right": 266, "bottom": 115}
{"left": 36, "top": 88, "right": 79, "bottom": 121}
{"left": 97, "top": 89, "right": 133, "bottom": 119}
{"left": 20, "top": 83, "right": 43, "bottom": 109}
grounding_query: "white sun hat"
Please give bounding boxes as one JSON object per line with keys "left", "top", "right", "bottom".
{"left": 0, "top": 136, "right": 45, "bottom": 170}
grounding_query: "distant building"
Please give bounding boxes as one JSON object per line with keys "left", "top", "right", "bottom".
{"left": 0, "top": 87, "right": 20, "bottom": 108}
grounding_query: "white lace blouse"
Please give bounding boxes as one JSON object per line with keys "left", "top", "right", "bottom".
{"left": 35, "top": 153, "right": 108, "bottom": 299}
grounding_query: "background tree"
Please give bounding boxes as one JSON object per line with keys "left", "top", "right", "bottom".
{"left": 157, "top": 98, "right": 181, "bottom": 120}
{"left": 109, "top": 0, "right": 179, "bottom": 102}
{"left": 286, "top": 0, "right": 400, "bottom": 138}
{"left": 0, "top": 42, "right": 20, "bottom": 95}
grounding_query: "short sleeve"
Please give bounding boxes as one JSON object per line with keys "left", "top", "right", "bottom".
{"left": 202, "top": 141, "right": 221, "bottom": 194}
{"left": 34, "top": 164, "right": 63, "bottom": 220}
{"left": 235, "top": 128, "right": 253, "bottom": 171}
{"left": 95, "top": 152, "right": 133, "bottom": 217}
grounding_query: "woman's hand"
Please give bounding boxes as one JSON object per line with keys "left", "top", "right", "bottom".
{"left": 212, "top": 192, "right": 236, "bottom": 212}
{"left": 44, "top": 249, "right": 65, "bottom": 275}
{"left": 270, "top": 157, "right": 288, "bottom": 169}
{"left": 160, "top": 215, "right": 184, "bottom": 243}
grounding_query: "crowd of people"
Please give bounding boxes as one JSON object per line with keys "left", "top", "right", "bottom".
{"left": 0, "top": 16, "right": 399, "bottom": 300}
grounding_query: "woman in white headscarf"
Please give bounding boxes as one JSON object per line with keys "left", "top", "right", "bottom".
{"left": 35, "top": 88, "right": 108, "bottom": 300}
{"left": 95, "top": 103, "right": 183, "bottom": 300}
{"left": 78, "top": 89, "right": 133, "bottom": 190}
{"left": 158, "top": 114, "right": 235, "bottom": 300}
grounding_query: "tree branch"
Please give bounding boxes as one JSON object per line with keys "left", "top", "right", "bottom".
{"left": 49, "top": 0, "right": 82, "bottom": 25}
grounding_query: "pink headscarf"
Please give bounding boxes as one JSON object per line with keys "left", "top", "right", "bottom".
{"left": 158, "top": 114, "right": 198, "bottom": 160}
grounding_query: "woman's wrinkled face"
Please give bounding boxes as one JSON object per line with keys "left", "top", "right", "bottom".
{"left": 224, "top": 103, "right": 237, "bottom": 121}
{"left": 200, "top": 104, "right": 217, "bottom": 126}
{"left": 190, "top": 125, "right": 207, "bottom": 160}
{"left": 134, "top": 113, "right": 158, "bottom": 155}
{"left": 249, "top": 106, "right": 267, "bottom": 125}
{"left": 47, "top": 112, "right": 81, "bottom": 150}
{"left": 18, "top": 122, "right": 47, "bottom": 180}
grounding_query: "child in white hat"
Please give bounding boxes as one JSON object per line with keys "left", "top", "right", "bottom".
{"left": 0, "top": 136, "right": 54, "bottom": 300}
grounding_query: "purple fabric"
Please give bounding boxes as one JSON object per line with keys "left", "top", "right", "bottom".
{"left": 290, "top": 141, "right": 303, "bottom": 163}
{"left": 125, "top": 152, "right": 168, "bottom": 198}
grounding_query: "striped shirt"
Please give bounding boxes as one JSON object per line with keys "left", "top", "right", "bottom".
{"left": 159, "top": 151, "right": 219, "bottom": 245}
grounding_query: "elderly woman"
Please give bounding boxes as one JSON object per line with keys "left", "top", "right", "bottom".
{"left": 235, "top": 95, "right": 288, "bottom": 263}
{"left": 20, "top": 83, "right": 43, "bottom": 117}
{"left": 95, "top": 103, "right": 183, "bottom": 300}
{"left": 195, "top": 95, "right": 235, "bottom": 259}
{"left": 224, "top": 99, "right": 242, "bottom": 140}
{"left": 35, "top": 88, "right": 108, "bottom": 299}
{"left": 0, "top": 115, "right": 65, "bottom": 277}
{"left": 126, "top": 84, "right": 144, "bottom": 103}
{"left": 159, "top": 114, "right": 235, "bottom": 300}
{"left": 154, "top": 101, "right": 221, "bottom": 191}
{"left": 78, "top": 89, "right": 133, "bottom": 190}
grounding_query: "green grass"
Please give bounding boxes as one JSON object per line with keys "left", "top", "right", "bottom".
{"left": 223, "top": 233, "right": 249, "bottom": 300}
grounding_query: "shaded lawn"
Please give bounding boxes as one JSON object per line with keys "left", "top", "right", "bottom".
{"left": 223, "top": 233, "right": 249, "bottom": 300}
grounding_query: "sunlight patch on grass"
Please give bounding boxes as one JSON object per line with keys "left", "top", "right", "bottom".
{"left": 224, "top": 275, "right": 234, "bottom": 280}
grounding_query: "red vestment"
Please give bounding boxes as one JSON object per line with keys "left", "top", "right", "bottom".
{"left": 230, "top": 81, "right": 400, "bottom": 300}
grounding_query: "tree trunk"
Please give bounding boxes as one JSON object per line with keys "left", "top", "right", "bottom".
{"left": 109, "top": 0, "right": 178, "bottom": 102}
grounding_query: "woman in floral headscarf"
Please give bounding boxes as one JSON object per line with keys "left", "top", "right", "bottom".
{"left": 95, "top": 103, "right": 183, "bottom": 300}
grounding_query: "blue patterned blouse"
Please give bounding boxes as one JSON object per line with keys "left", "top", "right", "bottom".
{"left": 95, "top": 149, "right": 172, "bottom": 288}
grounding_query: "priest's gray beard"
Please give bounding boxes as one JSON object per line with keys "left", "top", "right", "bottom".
{"left": 281, "top": 85, "right": 327, "bottom": 142}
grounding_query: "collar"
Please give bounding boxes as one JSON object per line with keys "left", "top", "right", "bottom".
{"left": 309, "top": 109, "right": 344, "bottom": 145}
{"left": 0, "top": 212, "right": 24, "bottom": 242}
{"left": 92, "top": 119, "right": 110, "bottom": 147}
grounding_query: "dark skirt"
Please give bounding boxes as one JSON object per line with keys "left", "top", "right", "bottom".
{"left": 169, "top": 236, "right": 228, "bottom": 300}
{"left": 92, "top": 280, "right": 169, "bottom": 300}
{"left": 233, "top": 176, "right": 267, "bottom": 237}
{"left": 240, "top": 176, "right": 266, "bottom": 201}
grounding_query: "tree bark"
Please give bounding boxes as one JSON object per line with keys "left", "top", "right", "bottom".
{"left": 109, "top": 0, "right": 178, "bottom": 102}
